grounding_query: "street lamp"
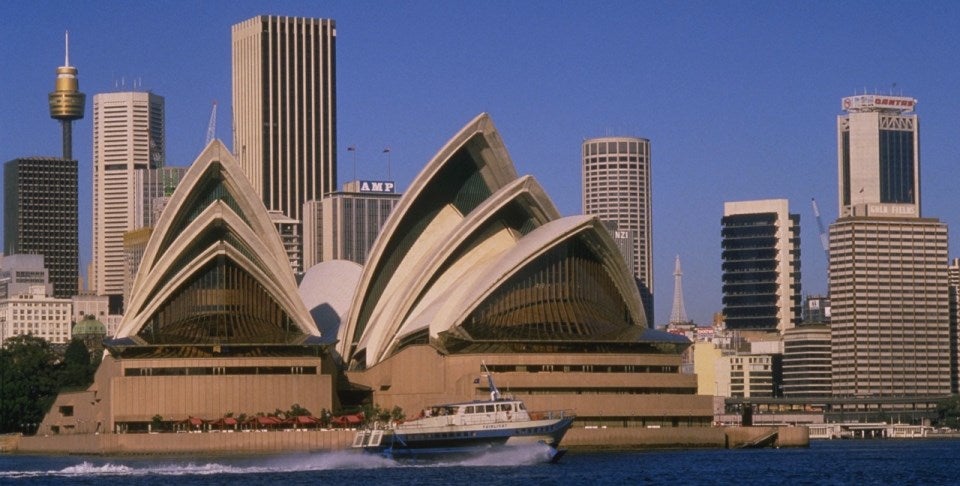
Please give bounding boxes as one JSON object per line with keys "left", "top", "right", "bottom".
{"left": 348, "top": 145, "right": 357, "bottom": 181}
{"left": 383, "top": 147, "right": 392, "bottom": 180}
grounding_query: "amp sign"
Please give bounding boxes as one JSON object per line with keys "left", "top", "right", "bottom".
{"left": 358, "top": 180, "right": 396, "bottom": 193}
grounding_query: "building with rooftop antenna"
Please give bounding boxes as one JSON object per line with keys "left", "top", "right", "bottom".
{"left": 830, "top": 94, "right": 950, "bottom": 397}
{"left": 48, "top": 32, "right": 85, "bottom": 161}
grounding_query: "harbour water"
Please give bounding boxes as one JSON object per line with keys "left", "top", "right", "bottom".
{"left": 2, "top": 439, "right": 959, "bottom": 485}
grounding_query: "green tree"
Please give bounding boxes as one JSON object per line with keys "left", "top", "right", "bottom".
{"left": 288, "top": 403, "right": 311, "bottom": 417}
{"left": 60, "top": 338, "right": 93, "bottom": 389}
{"left": 936, "top": 395, "right": 960, "bottom": 429}
{"left": 390, "top": 405, "right": 405, "bottom": 423}
{"left": 0, "top": 335, "right": 62, "bottom": 434}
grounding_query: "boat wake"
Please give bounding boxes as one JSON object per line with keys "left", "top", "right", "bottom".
{"left": 0, "top": 444, "right": 557, "bottom": 479}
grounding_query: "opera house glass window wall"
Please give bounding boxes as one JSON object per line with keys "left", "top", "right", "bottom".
{"left": 112, "top": 140, "right": 320, "bottom": 358}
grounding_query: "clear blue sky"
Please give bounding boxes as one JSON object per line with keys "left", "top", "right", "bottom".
{"left": 2, "top": 1, "right": 959, "bottom": 327}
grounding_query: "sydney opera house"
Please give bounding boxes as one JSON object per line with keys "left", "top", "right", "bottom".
{"left": 40, "top": 114, "right": 711, "bottom": 436}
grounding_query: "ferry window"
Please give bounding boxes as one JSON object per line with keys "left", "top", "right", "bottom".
{"left": 466, "top": 406, "right": 475, "bottom": 414}
{"left": 485, "top": 405, "right": 495, "bottom": 413}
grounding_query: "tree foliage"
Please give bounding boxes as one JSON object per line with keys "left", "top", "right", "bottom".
{"left": 0, "top": 336, "right": 100, "bottom": 434}
{"left": 0, "top": 336, "right": 62, "bottom": 433}
{"left": 935, "top": 395, "right": 960, "bottom": 429}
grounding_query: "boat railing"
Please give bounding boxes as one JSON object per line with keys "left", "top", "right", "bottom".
{"left": 529, "top": 409, "right": 576, "bottom": 421}
{"left": 393, "top": 409, "right": 576, "bottom": 429}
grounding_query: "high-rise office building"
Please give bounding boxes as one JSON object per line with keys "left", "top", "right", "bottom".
{"left": 4, "top": 157, "right": 79, "bottom": 298}
{"left": 92, "top": 91, "right": 164, "bottom": 304}
{"left": 838, "top": 95, "right": 919, "bottom": 218}
{"left": 721, "top": 199, "right": 801, "bottom": 334}
{"left": 830, "top": 94, "right": 951, "bottom": 397}
{"left": 829, "top": 218, "right": 949, "bottom": 396}
{"left": 582, "top": 136, "right": 653, "bottom": 321}
{"left": 231, "top": 15, "right": 337, "bottom": 223}
{"left": 133, "top": 166, "right": 187, "bottom": 229}
{"left": 949, "top": 258, "right": 960, "bottom": 394}
{"left": 303, "top": 180, "right": 401, "bottom": 268}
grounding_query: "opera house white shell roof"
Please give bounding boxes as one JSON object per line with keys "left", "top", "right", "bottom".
{"left": 114, "top": 140, "right": 319, "bottom": 349}
{"left": 304, "top": 114, "right": 649, "bottom": 369}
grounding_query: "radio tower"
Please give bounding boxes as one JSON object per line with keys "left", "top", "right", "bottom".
{"left": 48, "top": 31, "right": 85, "bottom": 160}
{"left": 669, "top": 255, "right": 689, "bottom": 325}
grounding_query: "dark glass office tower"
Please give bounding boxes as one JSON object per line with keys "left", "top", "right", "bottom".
{"left": 4, "top": 157, "right": 79, "bottom": 297}
{"left": 721, "top": 199, "right": 801, "bottom": 333}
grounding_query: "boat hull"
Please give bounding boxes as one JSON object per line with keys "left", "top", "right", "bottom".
{"left": 355, "top": 415, "right": 574, "bottom": 462}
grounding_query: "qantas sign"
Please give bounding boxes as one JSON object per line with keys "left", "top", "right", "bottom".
{"left": 842, "top": 95, "right": 917, "bottom": 112}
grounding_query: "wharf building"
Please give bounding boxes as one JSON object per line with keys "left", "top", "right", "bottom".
{"left": 91, "top": 91, "right": 165, "bottom": 310}
{"left": 4, "top": 157, "right": 79, "bottom": 298}
{"left": 720, "top": 199, "right": 801, "bottom": 334}
{"left": 581, "top": 136, "right": 653, "bottom": 321}
{"left": 302, "top": 180, "right": 401, "bottom": 268}
{"left": 830, "top": 94, "right": 951, "bottom": 398}
{"left": 231, "top": 15, "right": 337, "bottom": 225}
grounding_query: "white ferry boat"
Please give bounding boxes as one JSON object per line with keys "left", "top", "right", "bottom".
{"left": 352, "top": 367, "right": 574, "bottom": 462}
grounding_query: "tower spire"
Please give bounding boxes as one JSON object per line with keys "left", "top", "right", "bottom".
{"left": 49, "top": 30, "right": 85, "bottom": 160}
{"left": 669, "top": 255, "right": 688, "bottom": 324}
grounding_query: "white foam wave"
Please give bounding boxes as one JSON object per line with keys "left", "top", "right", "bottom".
{"left": 0, "top": 445, "right": 555, "bottom": 479}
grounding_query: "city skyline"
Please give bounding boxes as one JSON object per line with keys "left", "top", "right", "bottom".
{"left": 2, "top": 2, "right": 960, "bottom": 327}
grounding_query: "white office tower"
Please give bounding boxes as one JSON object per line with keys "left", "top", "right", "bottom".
{"left": 92, "top": 91, "right": 164, "bottom": 305}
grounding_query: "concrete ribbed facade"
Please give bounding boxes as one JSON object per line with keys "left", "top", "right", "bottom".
{"left": 782, "top": 324, "right": 831, "bottom": 397}
{"left": 829, "top": 217, "right": 950, "bottom": 396}
{"left": 231, "top": 15, "right": 337, "bottom": 222}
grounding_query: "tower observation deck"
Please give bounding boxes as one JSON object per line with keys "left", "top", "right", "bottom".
{"left": 48, "top": 31, "right": 85, "bottom": 160}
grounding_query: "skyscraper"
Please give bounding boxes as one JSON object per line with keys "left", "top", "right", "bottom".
{"left": 582, "top": 136, "right": 653, "bottom": 321}
{"left": 721, "top": 199, "right": 801, "bottom": 334}
{"left": 830, "top": 94, "right": 950, "bottom": 397}
{"left": 829, "top": 218, "right": 949, "bottom": 396}
{"left": 4, "top": 157, "right": 78, "bottom": 298}
{"left": 231, "top": 15, "right": 337, "bottom": 223}
{"left": 92, "top": 91, "right": 164, "bottom": 304}
{"left": 837, "top": 95, "right": 919, "bottom": 218}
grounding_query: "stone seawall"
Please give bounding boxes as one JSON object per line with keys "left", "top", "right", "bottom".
{"left": 11, "top": 426, "right": 807, "bottom": 455}
{"left": 17, "top": 429, "right": 356, "bottom": 455}
{"left": 563, "top": 426, "right": 808, "bottom": 450}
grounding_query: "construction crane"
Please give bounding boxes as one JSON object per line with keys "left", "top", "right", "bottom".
{"left": 205, "top": 100, "right": 217, "bottom": 146}
{"left": 811, "top": 198, "right": 829, "bottom": 260}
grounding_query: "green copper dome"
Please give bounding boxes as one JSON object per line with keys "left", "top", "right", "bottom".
{"left": 73, "top": 316, "right": 107, "bottom": 337}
